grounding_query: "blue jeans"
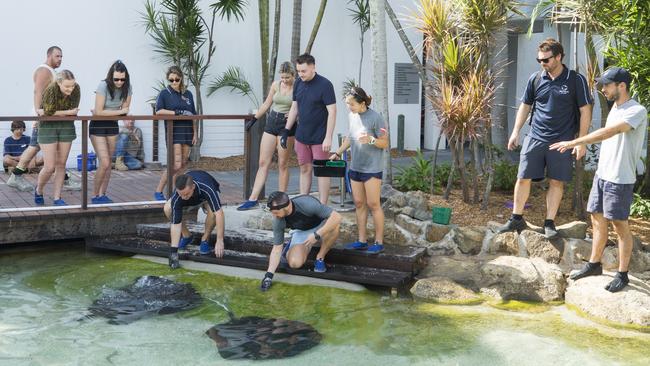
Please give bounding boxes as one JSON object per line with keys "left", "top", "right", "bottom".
{"left": 114, "top": 134, "right": 143, "bottom": 170}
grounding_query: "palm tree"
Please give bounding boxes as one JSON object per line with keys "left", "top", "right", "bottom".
{"left": 291, "top": 0, "right": 302, "bottom": 61}
{"left": 305, "top": 0, "right": 328, "bottom": 54}
{"left": 370, "top": 0, "right": 392, "bottom": 184}
{"left": 142, "top": 0, "right": 247, "bottom": 161}
{"left": 348, "top": 0, "right": 370, "bottom": 85}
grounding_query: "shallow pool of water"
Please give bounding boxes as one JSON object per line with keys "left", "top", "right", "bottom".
{"left": 1, "top": 246, "right": 649, "bottom": 365}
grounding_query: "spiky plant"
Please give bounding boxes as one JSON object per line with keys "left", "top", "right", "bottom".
{"left": 207, "top": 66, "right": 259, "bottom": 107}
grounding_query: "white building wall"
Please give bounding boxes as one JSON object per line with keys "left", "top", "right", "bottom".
{"left": 0, "top": 0, "right": 423, "bottom": 167}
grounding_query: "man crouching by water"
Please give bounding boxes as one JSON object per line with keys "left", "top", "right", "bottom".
{"left": 260, "top": 191, "right": 342, "bottom": 291}
{"left": 164, "top": 171, "right": 225, "bottom": 269}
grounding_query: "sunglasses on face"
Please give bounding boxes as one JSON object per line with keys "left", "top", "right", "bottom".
{"left": 113, "top": 78, "right": 126, "bottom": 82}
{"left": 536, "top": 56, "right": 555, "bottom": 64}
{"left": 168, "top": 78, "right": 181, "bottom": 83}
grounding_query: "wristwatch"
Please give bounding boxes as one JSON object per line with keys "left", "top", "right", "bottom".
{"left": 369, "top": 136, "right": 376, "bottom": 145}
{"left": 314, "top": 231, "right": 322, "bottom": 242}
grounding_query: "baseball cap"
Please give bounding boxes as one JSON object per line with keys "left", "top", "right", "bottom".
{"left": 596, "top": 67, "right": 631, "bottom": 85}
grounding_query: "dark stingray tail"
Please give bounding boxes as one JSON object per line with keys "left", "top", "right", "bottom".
{"left": 207, "top": 297, "right": 236, "bottom": 320}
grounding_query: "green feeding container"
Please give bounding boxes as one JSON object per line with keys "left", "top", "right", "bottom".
{"left": 432, "top": 206, "right": 452, "bottom": 225}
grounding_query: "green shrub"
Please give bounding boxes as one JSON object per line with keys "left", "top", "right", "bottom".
{"left": 631, "top": 193, "right": 650, "bottom": 219}
{"left": 394, "top": 150, "right": 431, "bottom": 192}
{"left": 432, "top": 162, "right": 458, "bottom": 190}
{"left": 492, "top": 160, "right": 518, "bottom": 191}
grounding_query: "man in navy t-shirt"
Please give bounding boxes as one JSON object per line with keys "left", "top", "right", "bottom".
{"left": 3, "top": 120, "right": 42, "bottom": 172}
{"left": 280, "top": 54, "right": 337, "bottom": 204}
{"left": 498, "top": 38, "right": 593, "bottom": 238}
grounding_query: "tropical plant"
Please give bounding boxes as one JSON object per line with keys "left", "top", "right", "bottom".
{"left": 348, "top": 0, "right": 370, "bottom": 84}
{"left": 341, "top": 78, "right": 358, "bottom": 97}
{"left": 141, "top": 0, "right": 247, "bottom": 160}
{"left": 631, "top": 193, "right": 650, "bottom": 219}
{"left": 394, "top": 150, "right": 432, "bottom": 192}
{"left": 207, "top": 66, "right": 259, "bottom": 107}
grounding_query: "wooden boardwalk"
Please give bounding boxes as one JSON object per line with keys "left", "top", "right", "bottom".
{"left": 0, "top": 169, "right": 245, "bottom": 244}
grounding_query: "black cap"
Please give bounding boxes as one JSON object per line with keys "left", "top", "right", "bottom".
{"left": 596, "top": 67, "right": 631, "bottom": 85}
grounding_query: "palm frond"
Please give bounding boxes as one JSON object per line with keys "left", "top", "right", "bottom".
{"left": 210, "top": 0, "right": 248, "bottom": 22}
{"left": 207, "top": 66, "right": 260, "bottom": 107}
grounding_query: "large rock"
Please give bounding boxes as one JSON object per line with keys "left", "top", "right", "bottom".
{"left": 404, "top": 191, "right": 430, "bottom": 212}
{"left": 454, "top": 226, "right": 486, "bottom": 255}
{"left": 484, "top": 232, "right": 520, "bottom": 256}
{"left": 557, "top": 221, "right": 588, "bottom": 239}
{"left": 410, "top": 277, "right": 482, "bottom": 304}
{"left": 395, "top": 214, "right": 428, "bottom": 236}
{"left": 519, "top": 230, "right": 564, "bottom": 264}
{"left": 424, "top": 222, "right": 451, "bottom": 243}
{"left": 480, "top": 256, "right": 566, "bottom": 302}
{"left": 426, "top": 232, "right": 460, "bottom": 256}
{"left": 565, "top": 275, "right": 650, "bottom": 326}
{"left": 420, "top": 255, "right": 484, "bottom": 289}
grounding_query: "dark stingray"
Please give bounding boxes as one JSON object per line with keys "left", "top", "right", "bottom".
{"left": 88, "top": 275, "right": 202, "bottom": 324}
{"left": 206, "top": 315, "right": 322, "bottom": 360}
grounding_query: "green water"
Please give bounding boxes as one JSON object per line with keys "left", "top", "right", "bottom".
{"left": 1, "top": 246, "right": 650, "bottom": 366}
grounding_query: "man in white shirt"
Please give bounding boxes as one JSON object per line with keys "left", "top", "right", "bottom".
{"left": 550, "top": 67, "right": 648, "bottom": 292}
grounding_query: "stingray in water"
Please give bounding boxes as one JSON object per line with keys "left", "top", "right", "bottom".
{"left": 88, "top": 275, "right": 202, "bottom": 324}
{"left": 205, "top": 299, "right": 322, "bottom": 360}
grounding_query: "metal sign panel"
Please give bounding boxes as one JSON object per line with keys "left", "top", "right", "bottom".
{"left": 394, "top": 63, "right": 420, "bottom": 104}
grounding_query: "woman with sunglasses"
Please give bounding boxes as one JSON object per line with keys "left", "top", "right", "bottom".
{"left": 90, "top": 60, "right": 132, "bottom": 204}
{"left": 35, "top": 70, "right": 80, "bottom": 206}
{"left": 237, "top": 61, "right": 296, "bottom": 210}
{"left": 153, "top": 66, "right": 197, "bottom": 200}
{"left": 329, "top": 87, "right": 389, "bottom": 254}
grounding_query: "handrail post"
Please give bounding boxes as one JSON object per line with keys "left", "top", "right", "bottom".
{"left": 151, "top": 103, "right": 158, "bottom": 162}
{"left": 81, "top": 119, "right": 88, "bottom": 209}
{"left": 166, "top": 119, "right": 174, "bottom": 199}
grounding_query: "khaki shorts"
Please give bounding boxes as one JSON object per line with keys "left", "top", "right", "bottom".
{"left": 38, "top": 121, "right": 76, "bottom": 144}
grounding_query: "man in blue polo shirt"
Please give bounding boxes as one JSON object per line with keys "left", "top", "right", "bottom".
{"left": 4, "top": 121, "right": 42, "bottom": 172}
{"left": 498, "top": 38, "right": 593, "bottom": 238}
{"left": 280, "top": 53, "right": 336, "bottom": 204}
{"left": 163, "top": 170, "right": 225, "bottom": 269}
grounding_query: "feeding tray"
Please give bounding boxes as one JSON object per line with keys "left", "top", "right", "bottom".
{"left": 313, "top": 159, "right": 346, "bottom": 177}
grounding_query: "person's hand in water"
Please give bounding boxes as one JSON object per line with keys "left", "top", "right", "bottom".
{"left": 214, "top": 238, "right": 225, "bottom": 258}
{"left": 260, "top": 272, "right": 273, "bottom": 291}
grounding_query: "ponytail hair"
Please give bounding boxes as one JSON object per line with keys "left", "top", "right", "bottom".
{"left": 348, "top": 86, "right": 372, "bottom": 107}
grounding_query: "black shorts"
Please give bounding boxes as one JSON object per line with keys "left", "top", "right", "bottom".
{"left": 264, "top": 110, "right": 296, "bottom": 136}
{"left": 349, "top": 170, "right": 383, "bottom": 182}
{"left": 90, "top": 121, "right": 119, "bottom": 137}
{"left": 164, "top": 121, "right": 194, "bottom": 146}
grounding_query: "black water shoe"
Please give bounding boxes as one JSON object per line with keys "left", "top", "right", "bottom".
{"left": 544, "top": 222, "right": 558, "bottom": 239}
{"left": 605, "top": 272, "right": 629, "bottom": 293}
{"left": 496, "top": 217, "right": 527, "bottom": 234}
{"left": 169, "top": 252, "right": 180, "bottom": 269}
{"left": 570, "top": 262, "right": 602, "bottom": 281}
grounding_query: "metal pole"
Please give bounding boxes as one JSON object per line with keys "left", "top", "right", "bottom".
{"left": 337, "top": 134, "right": 345, "bottom": 208}
{"left": 151, "top": 103, "right": 159, "bottom": 162}
{"left": 166, "top": 119, "right": 174, "bottom": 199}
{"left": 81, "top": 119, "right": 88, "bottom": 210}
{"left": 397, "top": 114, "right": 405, "bottom": 153}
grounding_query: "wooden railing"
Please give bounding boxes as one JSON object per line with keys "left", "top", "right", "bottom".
{"left": 0, "top": 114, "right": 254, "bottom": 209}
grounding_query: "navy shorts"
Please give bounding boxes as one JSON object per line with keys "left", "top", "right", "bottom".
{"left": 90, "top": 121, "right": 119, "bottom": 137}
{"left": 263, "top": 110, "right": 296, "bottom": 136}
{"left": 518, "top": 136, "right": 573, "bottom": 182}
{"left": 164, "top": 121, "right": 194, "bottom": 146}
{"left": 349, "top": 170, "right": 383, "bottom": 182}
{"left": 587, "top": 175, "right": 635, "bottom": 220}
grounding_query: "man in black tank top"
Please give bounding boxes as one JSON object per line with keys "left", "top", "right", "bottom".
{"left": 260, "top": 191, "right": 342, "bottom": 291}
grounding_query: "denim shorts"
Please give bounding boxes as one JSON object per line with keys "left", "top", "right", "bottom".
{"left": 349, "top": 169, "right": 383, "bottom": 182}
{"left": 264, "top": 110, "right": 296, "bottom": 136}
{"left": 90, "top": 120, "right": 119, "bottom": 137}
{"left": 587, "top": 175, "right": 635, "bottom": 220}
{"left": 518, "top": 136, "right": 573, "bottom": 182}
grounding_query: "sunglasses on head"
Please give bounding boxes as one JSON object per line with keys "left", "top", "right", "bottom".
{"left": 113, "top": 78, "right": 126, "bottom": 82}
{"left": 536, "top": 55, "right": 555, "bottom": 64}
{"left": 169, "top": 78, "right": 181, "bottom": 83}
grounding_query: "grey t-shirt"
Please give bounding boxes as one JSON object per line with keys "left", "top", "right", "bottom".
{"left": 96, "top": 80, "right": 132, "bottom": 110}
{"left": 596, "top": 99, "right": 648, "bottom": 184}
{"left": 348, "top": 108, "right": 386, "bottom": 173}
{"left": 272, "top": 195, "right": 333, "bottom": 245}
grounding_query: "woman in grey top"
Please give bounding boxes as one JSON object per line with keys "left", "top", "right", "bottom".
{"left": 90, "top": 60, "right": 132, "bottom": 204}
{"left": 330, "top": 87, "right": 389, "bottom": 254}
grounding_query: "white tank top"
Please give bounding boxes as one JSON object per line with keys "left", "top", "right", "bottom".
{"left": 34, "top": 63, "right": 57, "bottom": 81}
